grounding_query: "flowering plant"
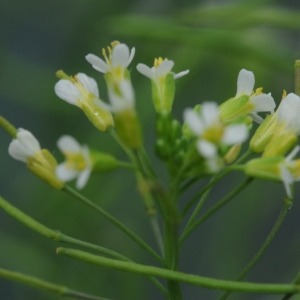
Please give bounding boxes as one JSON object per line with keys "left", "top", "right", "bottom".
{"left": 1, "top": 40, "right": 300, "bottom": 300}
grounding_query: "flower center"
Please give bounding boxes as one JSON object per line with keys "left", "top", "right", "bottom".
{"left": 64, "top": 152, "right": 87, "bottom": 171}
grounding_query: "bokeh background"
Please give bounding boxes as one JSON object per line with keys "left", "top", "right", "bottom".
{"left": 1, "top": 0, "right": 300, "bottom": 299}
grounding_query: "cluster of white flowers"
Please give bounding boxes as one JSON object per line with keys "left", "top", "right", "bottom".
{"left": 6, "top": 41, "right": 300, "bottom": 197}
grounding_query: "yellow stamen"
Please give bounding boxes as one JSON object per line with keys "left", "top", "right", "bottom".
{"left": 154, "top": 57, "right": 168, "bottom": 68}
{"left": 255, "top": 87, "right": 263, "bottom": 95}
{"left": 282, "top": 90, "right": 287, "bottom": 99}
{"left": 64, "top": 152, "right": 87, "bottom": 171}
{"left": 111, "top": 41, "right": 120, "bottom": 48}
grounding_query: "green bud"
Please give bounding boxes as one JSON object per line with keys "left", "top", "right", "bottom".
{"left": 219, "top": 95, "right": 250, "bottom": 123}
{"left": 114, "top": 109, "right": 142, "bottom": 149}
{"left": 152, "top": 73, "right": 175, "bottom": 113}
{"left": 81, "top": 102, "right": 114, "bottom": 132}
{"left": 262, "top": 128, "right": 298, "bottom": 158}
{"left": 245, "top": 156, "right": 284, "bottom": 181}
{"left": 27, "top": 150, "right": 64, "bottom": 190}
{"left": 89, "top": 150, "right": 119, "bottom": 172}
{"left": 224, "top": 144, "right": 242, "bottom": 164}
{"left": 250, "top": 114, "right": 277, "bottom": 153}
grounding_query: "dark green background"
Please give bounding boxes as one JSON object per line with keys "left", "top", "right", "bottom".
{"left": 1, "top": 0, "right": 300, "bottom": 299}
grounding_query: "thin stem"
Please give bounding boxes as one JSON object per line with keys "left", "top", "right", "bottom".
{"left": 219, "top": 198, "right": 292, "bottom": 300}
{"left": 0, "top": 195, "right": 168, "bottom": 297}
{"left": 180, "top": 177, "right": 254, "bottom": 246}
{"left": 182, "top": 148, "right": 253, "bottom": 217}
{"left": 0, "top": 267, "right": 110, "bottom": 300}
{"left": 0, "top": 115, "right": 17, "bottom": 138}
{"left": 282, "top": 270, "right": 300, "bottom": 300}
{"left": 117, "top": 161, "right": 138, "bottom": 170}
{"left": 164, "top": 220, "right": 182, "bottom": 300}
{"left": 107, "top": 127, "right": 136, "bottom": 163}
{"left": 294, "top": 60, "right": 300, "bottom": 96}
{"left": 63, "top": 185, "right": 163, "bottom": 265}
{"left": 57, "top": 247, "right": 300, "bottom": 295}
{"left": 139, "top": 146, "right": 157, "bottom": 178}
{"left": 179, "top": 177, "right": 199, "bottom": 195}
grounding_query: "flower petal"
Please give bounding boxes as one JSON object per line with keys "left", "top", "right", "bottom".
{"left": 127, "top": 47, "right": 136, "bottom": 67}
{"left": 112, "top": 44, "right": 130, "bottom": 68}
{"left": 280, "top": 165, "right": 294, "bottom": 198}
{"left": 57, "top": 135, "right": 81, "bottom": 153}
{"left": 56, "top": 163, "right": 79, "bottom": 181}
{"left": 197, "top": 140, "right": 217, "bottom": 158}
{"left": 201, "top": 102, "right": 219, "bottom": 127}
{"left": 236, "top": 69, "right": 254, "bottom": 97}
{"left": 222, "top": 124, "right": 248, "bottom": 145}
{"left": 250, "top": 94, "right": 276, "bottom": 113}
{"left": 77, "top": 73, "right": 99, "bottom": 98}
{"left": 85, "top": 54, "right": 109, "bottom": 73}
{"left": 76, "top": 167, "right": 92, "bottom": 189}
{"left": 55, "top": 80, "right": 81, "bottom": 106}
{"left": 136, "top": 63, "right": 153, "bottom": 79}
{"left": 174, "top": 70, "right": 189, "bottom": 80}
{"left": 286, "top": 145, "right": 300, "bottom": 162}
{"left": 155, "top": 60, "right": 174, "bottom": 78}
{"left": 183, "top": 109, "right": 204, "bottom": 136}
{"left": 249, "top": 112, "right": 264, "bottom": 124}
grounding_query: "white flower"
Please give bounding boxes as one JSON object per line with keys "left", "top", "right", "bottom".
{"left": 8, "top": 128, "right": 41, "bottom": 162}
{"left": 137, "top": 57, "right": 189, "bottom": 113}
{"left": 277, "top": 93, "right": 300, "bottom": 134}
{"left": 136, "top": 58, "right": 189, "bottom": 81}
{"left": 56, "top": 136, "right": 92, "bottom": 190}
{"left": 235, "top": 69, "right": 276, "bottom": 123}
{"left": 55, "top": 73, "right": 100, "bottom": 108}
{"left": 184, "top": 102, "right": 248, "bottom": 159}
{"left": 54, "top": 73, "right": 114, "bottom": 132}
{"left": 279, "top": 146, "right": 300, "bottom": 198}
{"left": 85, "top": 42, "right": 135, "bottom": 80}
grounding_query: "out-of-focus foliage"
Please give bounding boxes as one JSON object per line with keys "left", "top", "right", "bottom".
{"left": 1, "top": 0, "right": 300, "bottom": 299}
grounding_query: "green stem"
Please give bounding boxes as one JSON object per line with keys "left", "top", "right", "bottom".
{"left": 0, "top": 267, "right": 110, "bottom": 300}
{"left": 219, "top": 198, "right": 292, "bottom": 300}
{"left": 117, "top": 161, "right": 138, "bottom": 170}
{"left": 182, "top": 148, "right": 253, "bottom": 217}
{"left": 0, "top": 115, "right": 17, "bottom": 138}
{"left": 63, "top": 185, "right": 163, "bottom": 265}
{"left": 0, "top": 195, "right": 168, "bottom": 297}
{"left": 139, "top": 146, "right": 157, "bottom": 178}
{"left": 57, "top": 247, "right": 300, "bottom": 294}
{"left": 107, "top": 127, "right": 136, "bottom": 162}
{"left": 282, "top": 270, "right": 300, "bottom": 300}
{"left": 294, "top": 60, "right": 300, "bottom": 96}
{"left": 164, "top": 220, "right": 182, "bottom": 300}
{"left": 180, "top": 177, "right": 254, "bottom": 246}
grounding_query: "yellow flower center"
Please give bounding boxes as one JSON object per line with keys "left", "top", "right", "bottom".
{"left": 64, "top": 152, "right": 87, "bottom": 171}
{"left": 202, "top": 123, "right": 224, "bottom": 144}
{"left": 154, "top": 57, "right": 168, "bottom": 68}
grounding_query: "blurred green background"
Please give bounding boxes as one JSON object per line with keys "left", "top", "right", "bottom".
{"left": 1, "top": 0, "right": 300, "bottom": 299}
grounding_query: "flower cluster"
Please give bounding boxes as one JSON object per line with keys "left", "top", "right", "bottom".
{"left": 4, "top": 41, "right": 300, "bottom": 197}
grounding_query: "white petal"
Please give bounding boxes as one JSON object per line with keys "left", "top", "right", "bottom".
{"left": 183, "top": 109, "right": 204, "bottom": 136}
{"left": 249, "top": 112, "right": 264, "bottom": 124}
{"left": 17, "top": 129, "right": 41, "bottom": 154}
{"left": 81, "top": 145, "right": 92, "bottom": 167}
{"left": 201, "top": 102, "right": 219, "bottom": 127}
{"left": 278, "top": 93, "right": 300, "bottom": 133}
{"left": 136, "top": 64, "right": 153, "bottom": 79}
{"left": 250, "top": 94, "right": 276, "bottom": 112}
{"left": 197, "top": 140, "right": 217, "bottom": 158}
{"left": 127, "top": 47, "right": 136, "bottom": 67}
{"left": 55, "top": 80, "right": 81, "bottom": 106}
{"left": 57, "top": 135, "right": 81, "bottom": 153}
{"left": 56, "top": 163, "right": 79, "bottom": 181}
{"left": 85, "top": 54, "right": 109, "bottom": 73}
{"left": 286, "top": 146, "right": 300, "bottom": 162}
{"left": 174, "top": 70, "right": 189, "bottom": 79}
{"left": 9, "top": 140, "right": 31, "bottom": 162}
{"left": 222, "top": 124, "right": 248, "bottom": 145}
{"left": 155, "top": 60, "right": 174, "bottom": 78}
{"left": 112, "top": 44, "right": 130, "bottom": 68}
{"left": 76, "top": 167, "right": 92, "bottom": 189}
{"left": 77, "top": 73, "right": 99, "bottom": 98}
{"left": 236, "top": 69, "right": 254, "bottom": 97}
{"left": 280, "top": 165, "right": 294, "bottom": 198}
